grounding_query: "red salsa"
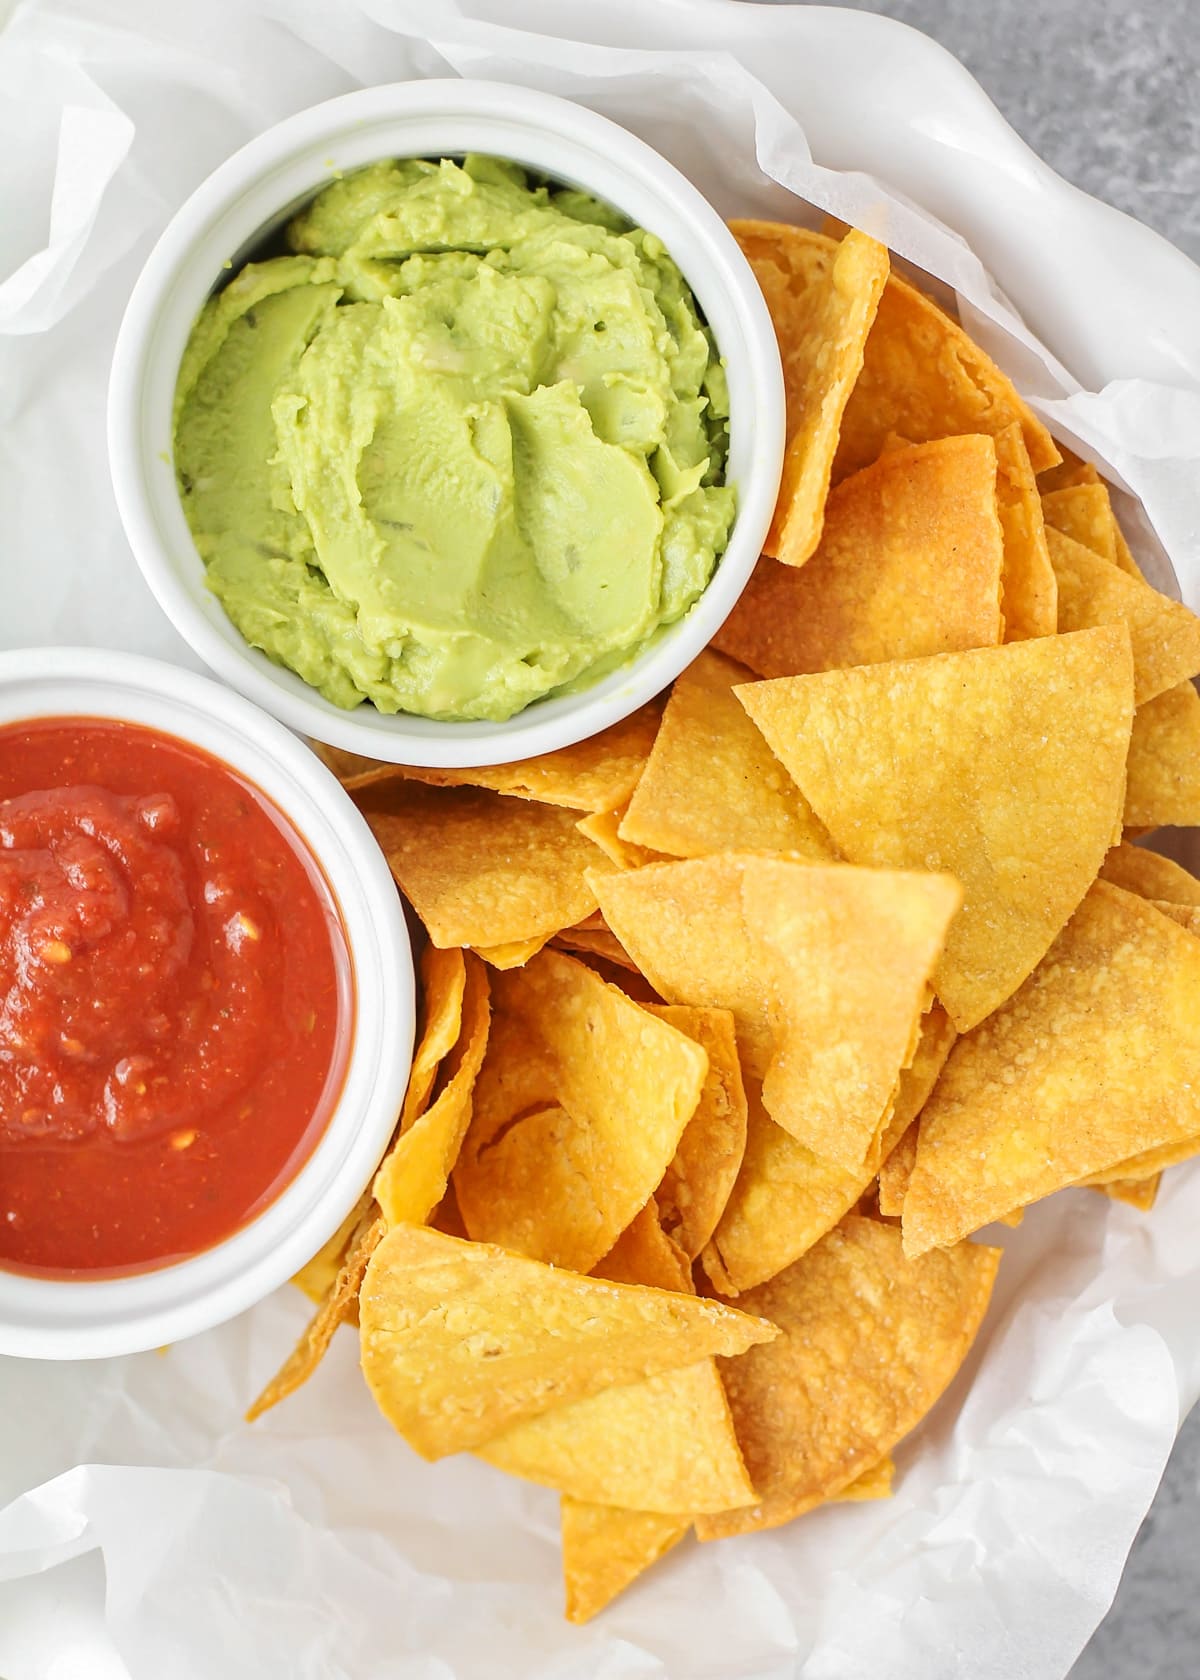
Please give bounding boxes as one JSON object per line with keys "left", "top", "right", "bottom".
{"left": 0, "top": 718, "right": 351, "bottom": 1276}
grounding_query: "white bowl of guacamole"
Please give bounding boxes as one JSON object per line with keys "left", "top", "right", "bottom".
{"left": 110, "top": 80, "right": 785, "bottom": 765}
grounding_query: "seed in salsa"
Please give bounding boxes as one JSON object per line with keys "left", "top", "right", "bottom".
{"left": 0, "top": 717, "right": 351, "bottom": 1275}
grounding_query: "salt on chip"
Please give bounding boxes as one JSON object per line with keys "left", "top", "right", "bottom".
{"left": 1047, "top": 528, "right": 1200, "bottom": 706}
{"left": 374, "top": 955, "right": 490, "bottom": 1228}
{"left": 738, "top": 625, "right": 1134, "bottom": 1031}
{"left": 358, "top": 1224, "right": 775, "bottom": 1458}
{"left": 618, "top": 650, "right": 835, "bottom": 859}
{"left": 649, "top": 1005, "right": 749, "bottom": 1260}
{"left": 1099, "top": 841, "right": 1200, "bottom": 907}
{"left": 993, "top": 423, "right": 1057, "bottom": 640}
{"left": 696, "top": 1216, "right": 1000, "bottom": 1538}
{"left": 903, "top": 882, "right": 1200, "bottom": 1253}
{"left": 561, "top": 1500, "right": 690, "bottom": 1625}
{"left": 362, "top": 783, "right": 614, "bottom": 950}
{"left": 453, "top": 949, "right": 708, "bottom": 1273}
{"left": 712, "top": 437, "right": 1004, "bottom": 678}
{"left": 730, "top": 221, "right": 889, "bottom": 567}
{"left": 1124, "top": 682, "right": 1200, "bottom": 828}
{"left": 833, "top": 267, "right": 1059, "bottom": 482}
{"left": 399, "top": 945, "right": 467, "bottom": 1131}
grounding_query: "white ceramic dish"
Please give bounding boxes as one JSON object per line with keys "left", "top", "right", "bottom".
{"left": 0, "top": 648, "right": 414, "bottom": 1361}
{"left": 107, "top": 78, "right": 786, "bottom": 769}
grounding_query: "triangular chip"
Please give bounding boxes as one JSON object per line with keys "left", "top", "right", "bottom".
{"left": 1153, "top": 900, "right": 1200, "bottom": 936}
{"left": 730, "top": 221, "right": 889, "bottom": 566}
{"left": 1047, "top": 527, "right": 1200, "bottom": 705}
{"left": 1042, "top": 482, "right": 1119, "bottom": 564}
{"left": 552, "top": 918, "right": 640, "bottom": 972}
{"left": 903, "top": 882, "right": 1200, "bottom": 1253}
{"left": 561, "top": 1500, "right": 690, "bottom": 1625}
{"left": 1124, "top": 682, "right": 1200, "bottom": 828}
{"left": 1094, "top": 1175, "right": 1161, "bottom": 1212}
{"left": 315, "top": 702, "right": 660, "bottom": 810}
{"left": 738, "top": 626, "right": 1134, "bottom": 1030}
{"left": 1099, "top": 841, "right": 1200, "bottom": 907}
{"left": 837, "top": 1455, "right": 895, "bottom": 1502}
{"left": 290, "top": 1189, "right": 371, "bottom": 1306}
{"left": 617, "top": 650, "right": 835, "bottom": 859}
{"left": 374, "top": 955, "right": 490, "bottom": 1228}
{"left": 469, "top": 935, "right": 548, "bottom": 969}
{"left": 649, "top": 1005, "right": 749, "bottom": 1260}
{"left": 712, "top": 436, "right": 1004, "bottom": 677}
{"left": 1037, "top": 448, "right": 1099, "bottom": 494}
{"left": 1080, "top": 1127, "right": 1200, "bottom": 1186}
{"left": 358, "top": 1224, "right": 775, "bottom": 1458}
{"left": 399, "top": 945, "right": 467, "bottom": 1132}
{"left": 453, "top": 950, "right": 708, "bottom": 1272}
{"left": 833, "top": 269, "right": 1059, "bottom": 481}
{"left": 696, "top": 1216, "right": 1000, "bottom": 1538}
{"left": 575, "top": 807, "right": 667, "bottom": 871}
{"left": 993, "top": 423, "right": 1057, "bottom": 640}
{"left": 362, "top": 783, "right": 615, "bottom": 949}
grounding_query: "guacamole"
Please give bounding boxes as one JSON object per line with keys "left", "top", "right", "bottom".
{"left": 174, "top": 155, "right": 735, "bottom": 722}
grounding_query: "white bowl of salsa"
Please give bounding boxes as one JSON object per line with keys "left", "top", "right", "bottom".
{"left": 107, "top": 78, "right": 785, "bottom": 767}
{"left": 0, "top": 647, "right": 414, "bottom": 1359}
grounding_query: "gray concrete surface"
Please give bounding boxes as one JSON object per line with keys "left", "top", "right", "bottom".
{"left": 781, "top": 4, "right": 1200, "bottom": 1673}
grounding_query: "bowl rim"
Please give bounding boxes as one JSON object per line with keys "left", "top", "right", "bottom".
{"left": 0, "top": 647, "right": 414, "bottom": 1360}
{"left": 106, "top": 76, "right": 786, "bottom": 769}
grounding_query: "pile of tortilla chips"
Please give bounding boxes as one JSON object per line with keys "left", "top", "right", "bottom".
{"left": 249, "top": 220, "right": 1200, "bottom": 1625}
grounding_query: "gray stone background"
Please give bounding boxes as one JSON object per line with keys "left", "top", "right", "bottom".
{"left": 776, "top": 2, "right": 1200, "bottom": 1673}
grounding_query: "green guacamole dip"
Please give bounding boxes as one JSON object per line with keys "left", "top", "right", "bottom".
{"left": 173, "top": 155, "right": 735, "bottom": 721}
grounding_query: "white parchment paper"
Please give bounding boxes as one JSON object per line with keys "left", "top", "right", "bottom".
{"left": 1, "top": 4, "right": 1199, "bottom": 1677}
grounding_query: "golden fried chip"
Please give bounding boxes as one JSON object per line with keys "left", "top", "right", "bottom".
{"left": 837, "top": 1454, "right": 895, "bottom": 1501}
{"left": 712, "top": 437, "right": 1004, "bottom": 678}
{"left": 1037, "top": 448, "right": 1099, "bottom": 494}
{"left": 649, "top": 1005, "right": 749, "bottom": 1260}
{"left": 994, "top": 423, "right": 1057, "bottom": 640}
{"left": 1082, "top": 1130, "right": 1200, "bottom": 1185}
{"left": 399, "top": 945, "right": 467, "bottom": 1131}
{"left": 575, "top": 808, "right": 667, "bottom": 871}
{"left": 453, "top": 950, "right": 708, "bottom": 1273}
{"left": 561, "top": 1499, "right": 690, "bottom": 1625}
{"left": 1152, "top": 900, "right": 1200, "bottom": 936}
{"left": 903, "top": 882, "right": 1200, "bottom": 1253}
{"left": 374, "top": 955, "right": 490, "bottom": 1228}
{"left": 315, "top": 703, "right": 660, "bottom": 811}
{"left": 1099, "top": 841, "right": 1200, "bottom": 906}
{"left": 362, "top": 783, "right": 614, "bottom": 949}
{"left": 358, "top": 1224, "right": 775, "bottom": 1458}
{"left": 738, "top": 626, "right": 1134, "bottom": 1030}
{"left": 1124, "top": 682, "right": 1200, "bottom": 828}
{"left": 247, "top": 1206, "right": 385, "bottom": 1422}
{"left": 470, "top": 935, "right": 548, "bottom": 969}
{"left": 833, "top": 270, "right": 1059, "bottom": 481}
{"left": 1042, "top": 482, "right": 1119, "bottom": 564}
{"left": 552, "top": 920, "right": 640, "bottom": 971}
{"left": 1047, "top": 529, "right": 1200, "bottom": 705}
{"left": 618, "top": 650, "right": 835, "bottom": 859}
{"left": 291, "top": 1190, "right": 371, "bottom": 1306}
{"left": 1096, "top": 1175, "right": 1161, "bottom": 1211}
{"left": 875, "top": 1006, "right": 959, "bottom": 1218}
{"left": 696, "top": 1216, "right": 1000, "bottom": 1538}
{"left": 731, "top": 221, "right": 889, "bottom": 566}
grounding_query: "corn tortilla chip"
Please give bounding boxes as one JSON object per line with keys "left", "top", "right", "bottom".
{"left": 291, "top": 1190, "right": 371, "bottom": 1306}
{"left": 552, "top": 921, "right": 639, "bottom": 971}
{"left": 1042, "top": 482, "right": 1119, "bottom": 565}
{"left": 730, "top": 221, "right": 889, "bottom": 567}
{"left": 903, "top": 882, "right": 1200, "bottom": 1253}
{"left": 618, "top": 650, "right": 835, "bottom": 859}
{"left": 561, "top": 1500, "right": 690, "bottom": 1625}
{"left": 738, "top": 626, "right": 1134, "bottom": 1030}
{"left": 1095, "top": 1175, "right": 1161, "bottom": 1211}
{"left": 362, "top": 783, "right": 615, "bottom": 950}
{"left": 1152, "top": 900, "right": 1200, "bottom": 936}
{"left": 358, "top": 1224, "right": 775, "bottom": 1458}
{"left": 696, "top": 1216, "right": 1000, "bottom": 1538}
{"left": 374, "top": 956, "right": 490, "bottom": 1228}
{"left": 649, "top": 1005, "right": 749, "bottom": 1260}
{"left": 399, "top": 945, "right": 467, "bottom": 1132}
{"left": 1099, "top": 841, "right": 1200, "bottom": 907}
{"left": 1081, "top": 1129, "right": 1200, "bottom": 1185}
{"left": 834, "top": 268, "right": 1059, "bottom": 481}
{"left": 837, "top": 1454, "right": 895, "bottom": 1501}
{"left": 1037, "top": 448, "right": 1098, "bottom": 494}
{"left": 712, "top": 437, "right": 1004, "bottom": 678}
{"left": 575, "top": 807, "right": 668, "bottom": 871}
{"left": 470, "top": 935, "right": 548, "bottom": 969}
{"left": 994, "top": 424, "right": 1057, "bottom": 640}
{"left": 454, "top": 949, "right": 708, "bottom": 1273}
{"left": 1047, "top": 528, "right": 1200, "bottom": 706}
{"left": 875, "top": 1007, "right": 959, "bottom": 1218}
{"left": 1124, "top": 682, "right": 1200, "bottom": 828}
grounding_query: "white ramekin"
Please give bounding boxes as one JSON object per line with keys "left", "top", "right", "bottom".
{"left": 0, "top": 648, "right": 414, "bottom": 1359}
{"left": 107, "top": 79, "right": 786, "bottom": 768}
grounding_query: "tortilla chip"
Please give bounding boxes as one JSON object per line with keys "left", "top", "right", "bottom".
{"left": 1099, "top": 841, "right": 1200, "bottom": 907}
{"left": 738, "top": 626, "right": 1134, "bottom": 1030}
{"left": 618, "top": 650, "right": 836, "bottom": 859}
{"left": 1091, "top": 1174, "right": 1162, "bottom": 1211}
{"left": 399, "top": 945, "right": 467, "bottom": 1132}
{"left": 373, "top": 955, "right": 490, "bottom": 1228}
{"left": 877, "top": 1125, "right": 920, "bottom": 1221}
{"left": 837, "top": 1454, "right": 895, "bottom": 1501}
{"left": 1082, "top": 1129, "right": 1200, "bottom": 1185}
{"left": 696, "top": 1216, "right": 1000, "bottom": 1538}
{"left": 834, "top": 269, "right": 1059, "bottom": 481}
{"left": 561, "top": 1500, "right": 690, "bottom": 1624}
{"left": 903, "top": 882, "right": 1200, "bottom": 1253}
{"left": 552, "top": 921, "right": 640, "bottom": 972}
{"left": 1042, "top": 482, "right": 1119, "bottom": 565}
{"left": 875, "top": 1007, "right": 959, "bottom": 1218}
{"left": 730, "top": 222, "right": 889, "bottom": 566}
{"left": 649, "top": 1005, "right": 749, "bottom": 1260}
{"left": 994, "top": 424, "right": 1057, "bottom": 640}
{"left": 453, "top": 949, "right": 708, "bottom": 1273}
{"left": 1047, "top": 528, "right": 1200, "bottom": 706}
{"left": 470, "top": 935, "right": 548, "bottom": 969}
{"left": 291, "top": 1190, "right": 372, "bottom": 1306}
{"left": 1037, "top": 448, "right": 1099, "bottom": 494}
{"left": 358, "top": 1224, "right": 775, "bottom": 1458}
{"left": 362, "top": 783, "right": 615, "bottom": 949}
{"left": 1152, "top": 900, "right": 1200, "bottom": 936}
{"left": 1124, "top": 682, "right": 1200, "bottom": 828}
{"left": 575, "top": 807, "right": 668, "bottom": 871}
{"left": 246, "top": 1207, "right": 385, "bottom": 1422}
{"left": 315, "top": 703, "right": 660, "bottom": 811}
{"left": 712, "top": 436, "right": 1004, "bottom": 678}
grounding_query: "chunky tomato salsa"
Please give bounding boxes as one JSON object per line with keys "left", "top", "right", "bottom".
{"left": 0, "top": 718, "right": 351, "bottom": 1276}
